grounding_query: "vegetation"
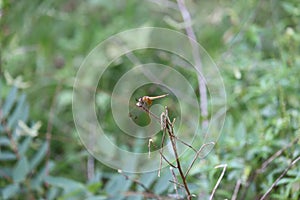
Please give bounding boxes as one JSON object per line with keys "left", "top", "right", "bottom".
{"left": 1, "top": 0, "right": 299, "bottom": 199}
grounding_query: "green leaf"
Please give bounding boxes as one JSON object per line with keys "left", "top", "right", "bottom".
{"left": 2, "top": 183, "right": 20, "bottom": 200}
{"left": 45, "top": 176, "right": 85, "bottom": 191}
{"left": 104, "top": 174, "right": 132, "bottom": 198}
{"left": 2, "top": 86, "right": 17, "bottom": 118}
{"left": 18, "top": 137, "right": 32, "bottom": 156}
{"left": 29, "top": 141, "right": 47, "bottom": 171}
{"left": 87, "top": 182, "right": 102, "bottom": 193}
{"left": 235, "top": 122, "right": 246, "bottom": 146}
{"left": 0, "top": 124, "right": 4, "bottom": 132}
{"left": 7, "top": 93, "right": 26, "bottom": 128}
{"left": 0, "top": 152, "right": 17, "bottom": 161}
{"left": 46, "top": 187, "right": 60, "bottom": 200}
{"left": 31, "top": 162, "right": 55, "bottom": 190}
{"left": 89, "top": 169, "right": 103, "bottom": 183}
{"left": 12, "top": 156, "right": 29, "bottom": 182}
{"left": 139, "top": 171, "right": 157, "bottom": 189}
{"left": 153, "top": 170, "right": 172, "bottom": 194}
{"left": 86, "top": 196, "right": 107, "bottom": 200}
{"left": 281, "top": 2, "right": 300, "bottom": 16}
{"left": 277, "top": 178, "right": 295, "bottom": 185}
{"left": 0, "top": 136, "right": 11, "bottom": 146}
{"left": 57, "top": 90, "right": 73, "bottom": 110}
{"left": 21, "top": 104, "right": 29, "bottom": 122}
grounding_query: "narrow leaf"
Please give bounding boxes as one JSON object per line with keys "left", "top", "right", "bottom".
{"left": 0, "top": 136, "right": 11, "bottom": 146}
{"left": 2, "top": 183, "right": 20, "bottom": 199}
{"left": 18, "top": 137, "right": 32, "bottom": 156}
{"left": 12, "top": 156, "right": 29, "bottom": 182}
{"left": 45, "top": 176, "right": 85, "bottom": 191}
{"left": 154, "top": 170, "right": 172, "bottom": 194}
{"left": 0, "top": 152, "right": 17, "bottom": 161}
{"left": 2, "top": 87, "right": 17, "bottom": 118}
{"left": 7, "top": 93, "right": 26, "bottom": 128}
{"left": 29, "top": 141, "right": 47, "bottom": 170}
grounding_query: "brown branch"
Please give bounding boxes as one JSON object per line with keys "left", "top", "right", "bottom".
{"left": 163, "top": 107, "right": 192, "bottom": 199}
{"left": 260, "top": 155, "right": 300, "bottom": 200}
{"left": 137, "top": 101, "right": 201, "bottom": 199}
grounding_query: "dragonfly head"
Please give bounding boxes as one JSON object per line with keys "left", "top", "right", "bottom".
{"left": 136, "top": 97, "right": 144, "bottom": 107}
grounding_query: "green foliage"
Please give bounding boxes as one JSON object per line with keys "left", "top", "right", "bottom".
{"left": 1, "top": 0, "right": 300, "bottom": 199}
{"left": 0, "top": 85, "right": 46, "bottom": 199}
{"left": 0, "top": 85, "right": 108, "bottom": 199}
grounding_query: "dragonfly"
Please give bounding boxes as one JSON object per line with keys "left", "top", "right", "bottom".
{"left": 136, "top": 94, "right": 169, "bottom": 108}
{"left": 129, "top": 94, "right": 169, "bottom": 125}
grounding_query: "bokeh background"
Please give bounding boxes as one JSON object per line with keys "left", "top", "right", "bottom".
{"left": 1, "top": 0, "right": 299, "bottom": 199}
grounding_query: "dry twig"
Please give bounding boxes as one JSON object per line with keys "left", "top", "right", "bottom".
{"left": 161, "top": 106, "right": 192, "bottom": 199}
{"left": 231, "top": 179, "right": 242, "bottom": 200}
{"left": 209, "top": 164, "right": 227, "bottom": 200}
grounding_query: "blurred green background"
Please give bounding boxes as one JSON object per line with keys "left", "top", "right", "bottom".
{"left": 0, "top": 0, "right": 299, "bottom": 199}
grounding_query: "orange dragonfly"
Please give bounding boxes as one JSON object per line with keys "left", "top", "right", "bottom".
{"left": 136, "top": 94, "right": 169, "bottom": 108}
{"left": 129, "top": 94, "right": 169, "bottom": 125}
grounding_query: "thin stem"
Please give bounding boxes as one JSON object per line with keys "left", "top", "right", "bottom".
{"left": 170, "top": 167, "right": 180, "bottom": 199}
{"left": 137, "top": 103, "right": 195, "bottom": 198}
{"left": 177, "top": 0, "right": 208, "bottom": 129}
{"left": 158, "top": 126, "right": 167, "bottom": 177}
{"left": 185, "top": 142, "right": 215, "bottom": 178}
{"left": 150, "top": 137, "right": 176, "bottom": 168}
{"left": 172, "top": 135, "right": 198, "bottom": 153}
{"left": 210, "top": 164, "right": 227, "bottom": 200}
{"left": 231, "top": 179, "right": 242, "bottom": 200}
{"left": 164, "top": 112, "right": 192, "bottom": 199}
{"left": 138, "top": 105, "right": 161, "bottom": 121}
{"left": 169, "top": 179, "right": 185, "bottom": 189}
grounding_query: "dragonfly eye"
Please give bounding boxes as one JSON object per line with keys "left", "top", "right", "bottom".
{"left": 136, "top": 101, "right": 143, "bottom": 107}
